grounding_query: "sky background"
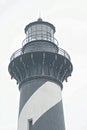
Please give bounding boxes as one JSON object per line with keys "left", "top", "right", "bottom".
{"left": 0, "top": 0, "right": 87, "bottom": 130}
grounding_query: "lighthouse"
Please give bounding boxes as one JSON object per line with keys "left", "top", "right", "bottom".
{"left": 8, "top": 18, "right": 73, "bottom": 130}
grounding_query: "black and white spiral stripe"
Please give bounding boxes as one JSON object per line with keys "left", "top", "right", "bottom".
{"left": 18, "top": 79, "right": 65, "bottom": 130}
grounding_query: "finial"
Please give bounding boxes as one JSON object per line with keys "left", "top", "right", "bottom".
{"left": 37, "top": 12, "right": 42, "bottom": 22}
{"left": 39, "top": 11, "right": 41, "bottom": 19}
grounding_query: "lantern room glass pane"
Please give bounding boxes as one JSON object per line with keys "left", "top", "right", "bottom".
{"left": 36, "top": 24, "right": 42, "bottom": 31}
{"left": 26, "top": 23, "right": 54, "bottom": 42}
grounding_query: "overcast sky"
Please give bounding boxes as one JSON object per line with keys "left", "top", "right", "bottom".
{"left": 0, "top": 0, "right": 87, "bottom": 130}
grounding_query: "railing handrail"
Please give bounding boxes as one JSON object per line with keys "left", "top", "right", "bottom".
{"left": 10, "top": 47, "right": 71, "bottom": 62}
{"left": 59, "top": 48, "right": 71, "bottom": 60}
{"left": 10, "top": 48, "right": 23, "bottom": 61}
{"left": 22, "top": 34, "right": 59, "bottom": 47}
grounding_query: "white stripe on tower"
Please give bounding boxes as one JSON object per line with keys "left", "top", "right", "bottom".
{"left": 18, "top": 81, "right": 62, "bottom": 130}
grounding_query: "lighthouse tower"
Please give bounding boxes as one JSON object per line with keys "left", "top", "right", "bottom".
{"left": 8, "top": 18, "right": 73, "bottom": 130}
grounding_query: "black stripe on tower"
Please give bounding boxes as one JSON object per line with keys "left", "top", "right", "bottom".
{"left": 33, "top": 102, "right": 65, "bottom": 130}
